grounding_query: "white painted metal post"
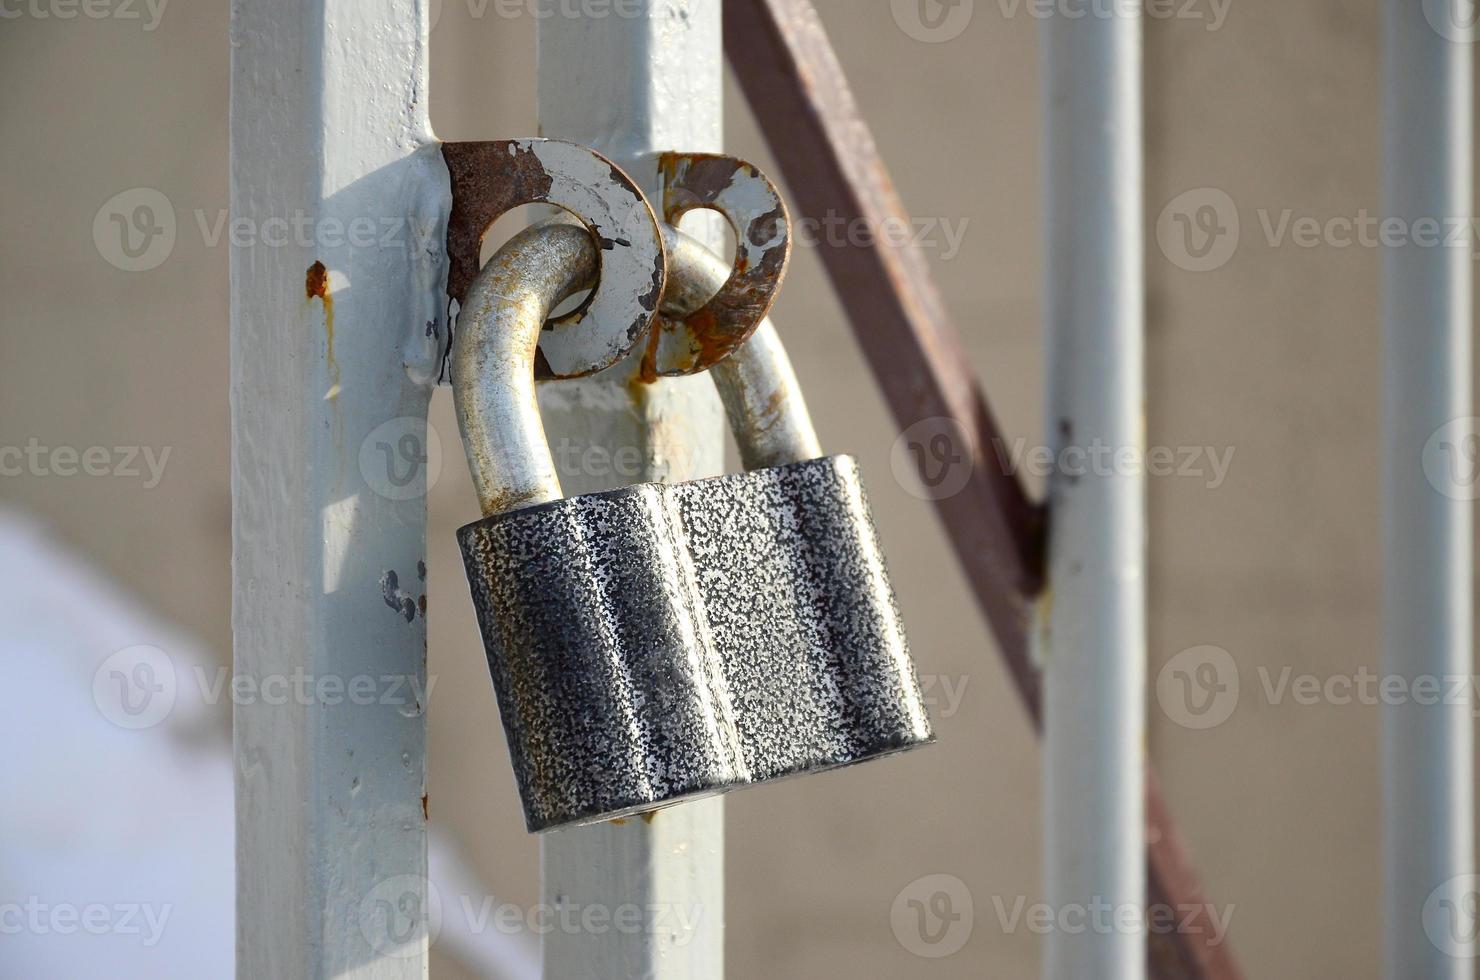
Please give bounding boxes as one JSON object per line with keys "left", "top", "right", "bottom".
{"left": 535, "top": 2, "right": 728, "bottom": 977}
{"left": 231, "top": 0, "right": 447, "bottom": 975}
{"left": 1039, "top": 5, "right": 1146, "bottom": 980}
{"left": 1382, "top": 3, "right": 1474, "bottom": 977}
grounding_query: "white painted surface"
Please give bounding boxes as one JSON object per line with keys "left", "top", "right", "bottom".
{"left": 536, "top": 1, "right": 727, "bottom": 977}
{"left": 1381, "top": 3, "right": 1474, "bottom": 977}
{"left": 1038, "top": 6, "right": 1147, "bottom": 979}
{"left": 230, "top": 0, "right": 448, "bottom": 975}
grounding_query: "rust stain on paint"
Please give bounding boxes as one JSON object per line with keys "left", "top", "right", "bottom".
{"left": 307, "top": 261, "right": 340, "bottom": 401}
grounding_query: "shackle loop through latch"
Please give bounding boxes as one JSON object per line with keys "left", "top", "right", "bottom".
{"left": 452, "top": 221, "right": 597, "bottom": 518}
{"left": 454, "top": 220, "right": 819, "bottom": 518}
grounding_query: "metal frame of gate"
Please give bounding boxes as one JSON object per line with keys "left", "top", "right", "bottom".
{"left": 230, "top": 1, "right": 1470, "bottom": 978}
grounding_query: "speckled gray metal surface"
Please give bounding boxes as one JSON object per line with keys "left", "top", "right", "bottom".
{"left": 458, "top": 453, "right": 934, "bottom": 832}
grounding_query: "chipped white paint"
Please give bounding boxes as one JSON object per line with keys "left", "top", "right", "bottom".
{"left": 535, "top": 1, "right": 728, "bottom": 977}
{"left": 509, "top": 138, "right": 666, "bottom": 378}
{"left": 231, "top": 0, "right": 447, "bottom": 975}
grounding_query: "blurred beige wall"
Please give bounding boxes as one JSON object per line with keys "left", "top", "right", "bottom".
{"left": 1, "top": 1, "right": 1463, "bottom": 977}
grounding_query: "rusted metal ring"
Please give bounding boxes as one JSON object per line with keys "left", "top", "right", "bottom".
{"left": 443, "top": 139, "right": 666, "bottom": 379}
{"left": 640, "top": 152, "right": 791, "bottom": 378}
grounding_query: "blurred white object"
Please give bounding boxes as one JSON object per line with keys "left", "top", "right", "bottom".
{"left": 0, "top": 511, "right": 536, "bottom": 980}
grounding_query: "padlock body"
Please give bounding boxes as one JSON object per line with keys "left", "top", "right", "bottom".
{"left": 458, "top": 454, "right": 934, "bottom": 832}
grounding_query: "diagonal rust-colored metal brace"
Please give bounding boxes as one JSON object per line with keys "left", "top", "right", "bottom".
{"left": 724, "top": 2, "right": 1242, "bottom": 977}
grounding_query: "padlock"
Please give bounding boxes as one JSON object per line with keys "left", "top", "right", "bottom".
{"left": 453, "top": 220, "right": 934, "bottom": 833}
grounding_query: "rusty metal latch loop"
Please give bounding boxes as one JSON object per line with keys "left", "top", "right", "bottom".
{"left": 442, "top": 138, "right": 666, "bottom": 380}
{"left": 643, "top": 152, "right": 792, "bottom": 378}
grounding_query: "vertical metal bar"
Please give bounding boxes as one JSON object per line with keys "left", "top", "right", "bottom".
{"left": 1382, "top": 3, "right": 1473, "bottom": 977}
{"left": 535, "top": 2, "right": 727, "bottom": 976}
{"left": 1039, "top": 6, "right": 1146, "bottom": 980}
{"left": 724, "top": 4, "right": 1238, "bottom": 974}
{"left": 230, "top": 0, "right": 447, "bottom": 975}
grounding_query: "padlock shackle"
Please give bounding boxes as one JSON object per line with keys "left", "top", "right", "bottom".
{"left": 662, "top": 226, "right": 824, "bottom": 470}
{"left": 453, "top": 222, "right": 597, "bottom": 517}
{"left": 455, "top": 222, "right": 821, "bottom": 518}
